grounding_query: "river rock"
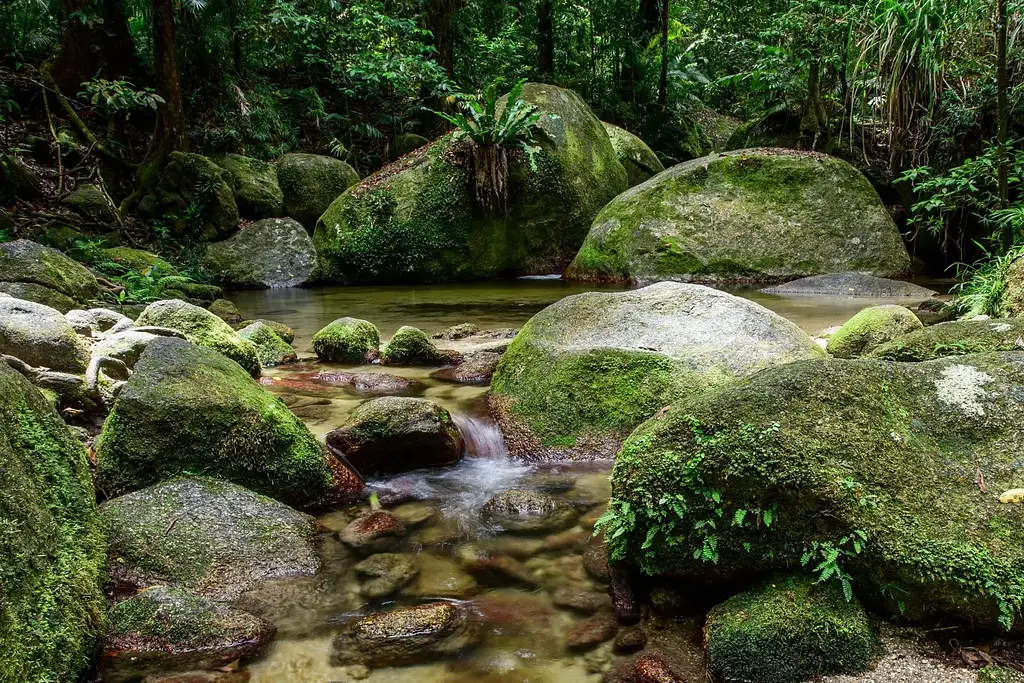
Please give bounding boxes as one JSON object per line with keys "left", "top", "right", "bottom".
{"left": 314, "top": 83, "right": 628, "bottom": 283}
{"left": 705, "top": 575, "right": 875, "bottom": 682}
{"left": 826, "top": 305, "right": 923, "bottom": 358}
{"left": 331, "top": 601, "right": 481, "bottom": 668}
{"left": 237, "top": 318, "right": 295, "bottom": 343}
{"left": 102, "top": 477, "right": 319, "bottom": 601}
{"left": 462, "top": 552, "right": 539, "bottom": 589}
{"left": 92, "top": 329, "right": 176, "bottom": 369}
{"left": 482, "top": 489, "right": 579, "bottom": 534}
{"left": 764, "top": 272, "right": 938, "bottom": 298}
{"left": 0, "top": 239, "right": 100, "bottom": 308}
{"left": 869, "top": 319, "right": 1024, "bottom": 361}
{"left": 0, "top": 297, "right": 90, "bottom": 372}
{"left": 354, "top": 554, "right": 420, "bottom": 599}
{"left": 604, "top": 651, "right": 687, "bottom": 683}
{"left": 567, "top": 613, "right": 618, "bottom": 652}
{"left": 215, "top": 153, "right": 284, "bottom": 219}
{"left": 583, "top": 534, "right": 612, "bottom": 583}
{"left": 381, "top": 325, "right": 458, "bottom": 365}
{"left": 606, "top": 352, "right": 1024, "bottom": 628}
{"left": 66, "top": 307, "right": 133, "bottom": 339}
{"left": 564, "top": 150, "right": 910, "bottom": 284}
{"left": 140, "top": 152, "right": 239, "bottom": 240}
{"left": 431, "top": 350, "right": 501, "bottom": 384}
{"left": 490, "top": 281, "right": 822, "bottom": 459}
{"left": 204, "top": 217, "right": 317, "bottom": 288}
{"left": 95, "top": 337, "right": 347, "bottom": 506}
{"left": 305, "top": 370, "right": 423, "bottom": 394}
{"left": 0, "top": 363, "right": 106, "bottom": 683}
{"left": 206, "top": 299, "right": 242, "bottom": 326}
{"left": 603, "top": 122, "right": 664, "bottom": 187}
{"left": 277, "top": 153, "right": 359, "bottom": 229}
{"left": 339, "top": 511, "right": 408, "bottom": 554}
{"left": 102, "top": 246, "right": 181, "bottom": 278}
{"left": 238, "top": 321, "right": 297, "bottom": 367}
{"left": 431, "top": 322, "right": 479, "bottom": 340}
{"left": 326, "top": 396, "right": 464, "bottom": 476}
{"left": 0, "top": 281, "right": 77, "bottom": 313}
{"left": 553, "top": 586, "right": 612, "bottom": 614}
{"left": 102, "top": 586, "right": 275, "bottom": 683}
{"left": 136, "top": 299, "right": 261, "bottom": 376}
{"left": 312, "top": 317, "right": 380, "bottom": 363}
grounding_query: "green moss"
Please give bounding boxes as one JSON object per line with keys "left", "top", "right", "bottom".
{"left": 0, "top": 239, "right": 101, "bottom": 302}
{"left": 278, "top": 153, "right": 360, "bottom": 229}
{"left": 136, "top": 299, "right": 259, "bottom": 375}
{"left": 102, "top": 247, "right": 180, "bottom": 278}
{"left": 998, "top": 256, "right": 1024, "bottom": 317}
{"left": 827, "top": 305, "right": 923, "bottom": 358}
{"left": 706, "top": 574, "right": 876, "bottom": 683}
{"left": 238, "top": 321, "right": 297, "bottom": 367}
{"left": 311, "top": 317, "right": 380, "bottom": 363}
{"left": 870, "top": 319, "right": 1024, "bottom": 361}
{"left": 979, "top": 666, "right": 1024, "bottom": 683}
{"left": 381, "top": 325, "right": 445, "bottom": 365}
{"left": 215, "top": 153, "right": 284, "bottom": 219}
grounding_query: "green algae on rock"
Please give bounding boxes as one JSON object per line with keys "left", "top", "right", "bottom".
{"left": 602, "top": 122, "right": 665, "bottom": 187}
{"left": 564, "top": 149, "right": 910, "bottom": 285}
{"left": 0, "top": 362, "right": 106, "bottom": 683}
{"left": 277, "top": 152, "right": 360, "bottom": 229}
{"left": 95, "top": 338, "right": 341, "bottom": 506}
{"left": 869, "top": 319, "right": 1024, "bottom": 361}
{"left": 489, "top": 281, "right": 822, "bottom": 460}
{"left": 381, "top": 325, "right": 457, "bottom": 365}
{"left": 826, "top": 305, "right": 923, "bottom": 358}
{"left": 101, "top": 246, "right": 180, "bottom": 278}
{"left": 705, "top": 575, "right": 876, "bottom": 683}
{"left": 312, "top": 317, "right": 381, "bottom": 363}
{"left": 238, "top": 320, "right": 297, "bottom": 367}
{"left": 0, "top": 238, "right": 100, "bottom": 306}
{"left": 604, "top": 352, "right": 1024, "bottom": 629}
{"left": 314, "top": 83, "right": 628, "bottom": 283}
{"left": 215, "top": 153, "right": 284, "bottom": 219}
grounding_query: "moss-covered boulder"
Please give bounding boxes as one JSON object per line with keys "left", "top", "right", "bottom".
{"left": 278, "top": 153, "right": 360, "bottom": 229}
{"left": 705, "top": 575, "right": 876, "bottom": 683}
{"left": 95, "top": 337, "right": 344, "bottom": 506}
{"left": 869, "top": 319, "right": 1024, "bottom": 361}
{"left": 0, "top": 297, "right": 91, "bottom": 372}
{"left": 238, "top": 318, "right": 295, "bottom": 344}
{"left": 101, "top": 246, "right": 180, "bottom": 279}
{"left": 0, "top": 281, "right": 77, "bottom": 313}
{"left": 312, "top": 317, "right": 380, "bottom": 363}
{"left": 999, "top": 256, "right": 1024, "bottom": 318}
{"left": 215, "top": 153, "right": 284, "bottom": 219}
{"left": 326, "top": 396, "right": 464, "bottom": 475}
{"left": 564, "top": 149, "right": 910, "bottom": 284}
{"left": 237, "top": 321, "right": 297, "bottom": 367}
{"left": 603, "top": 122, "right": 665, "bottom": 187}
{"left": 0, "top": 239, "right": 100, "bottom": 307}
{"left": 101, "top": 477, "right": 319, "bottom": 601}
{"left": 0, "top": 153, "right": 41, "bottom": 200}
{"left": 381, "top": 325, "right": 455, "bottom": 365}
{"left": 605, "top": 352, "right": 1024, "bottom": 629}
{"left": 204, "top": 217, "right": 317, "bottom": 288}
{"left": 0, "top": 362, "right": 106, "bottom": 683}
{"left": 827, "top": 305, "right": 923, "bottom": 358}
{"left": 490, "top": 281, "right": 822, "bottom": 459}
{"left": 139, "top": 152, "right": 239, "bottom": 241}
{"left": 62, "top": 182, "right": 116, "bottom": 223}
{"left": 207, "top": 298, "right": 243, "bottom": 326}
{"left": 135, "top": 299, "right": 260, "bottom": 376}
{"left": 102, "top": 586, "right": 275, "bottom": 683}
{"left": 390, "top": 133, "right": 430, "bottom": 161}
{"left": 314, "top": 83, "right": 628, "bottom": 283}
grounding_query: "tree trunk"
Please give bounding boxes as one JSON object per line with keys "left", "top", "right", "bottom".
{"left": 426, "top": 0, "right": 464, "bottom": 77}
{"left": 51, "top": 0, "right": 141, "bottom": 93}
{"left": 152, "top": 0, "right": 188, "bottom": 154}
{"left": 657, "top": 0, "right": 669, "bottom": 106}
{"left": 799, "top": 59, "right": 827, "bottom": 150}
{"left": 537, "top": 0, "right": 554, "bottom": 77}
{"left": 997, "top": 0, "right": 1009, "bottom": 219}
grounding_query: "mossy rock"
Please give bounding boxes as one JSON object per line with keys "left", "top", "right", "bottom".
{"left": 100, "top": 477, "right": 320, "bottom": 600}
{"left": 764, "top": 273, "right": 937, "bottom": 299}
{"left": 95, "top": 337, "right": 340, "bottom": 506}
{"left": 603, "top": 122, "right": 665, "bottom": 187}
{"left": 312, "top": 317, "right": 381, "bottom": 363}
{"left": 207, "top": 298, "right": 243, "bottom": 326}
{"left": 62, "top": 183, "right": 116, "bottom": 223}
{"left": 0, "top": 239, "right": 100, "bottom": 303}
{"left": 0, "top": 153, "right": 41, "bottom": 200}
{"left": 999, "top": 256, "right": 1024, "bottom": 318}
{"left": 238, "top": 321, "right": 297, "bottom": 367}
{"left": 204, "top": 217, "right": 317, "bottom": 288}
{"left": 237, "top": 318, "right": 295, "bottom": 344}
{"left": 606, "top": 352, "right": 1024, "bottom": 629}
{"left": 564, "top": 149, "right": 910, "bottom": 285}
{"left": 705, "top": 574, "right": 876, "bottom": 683}
{"left": 140, "top": 152, "right": 239, "bottom": 241}
{"left": 215, "top": 153, "right": 284, "bottom": 219}
{"left": 638, "top": 102, "right": 713, "bottom": 162}
{"left": 29, "top": 222, "right": 86, "bottom": 254}
{"left": 102, "top": 585, "right": 275, "bottom": 683}
{"left": 314, "top": 83, "right": 628, "bottom": 283}
{"left": 390, "top": 133, "right": 430, "bottom": 161}
{"left": 489, "top": 281, "right": 822, "bottom": 460}
{"left": 278, "top": 153, "right": 360, "bottom": 229}
{"left": 0, "top": 296, "right": 91, "bottom": 372}
{"left": 0, "top": 281, "right": 77, "bottom": 313}
{"left": 827, "top": 305, "right": 923, "bottom": 358}
{"left": 135, "top": 299, "right": 260, "bottom": 376}
{"left": 0, "top": 363, "right": 106, "bottom": 683}
{"left": 380, "top": 325, "right": 450, "bottom": 365}
{"left": 869, "top": 319, "right": 1024, "bottom": 361}
{"left": 101, "top": 246, "right": 180, "bottom": 279}
{"left": 980, "top": 666, "right": 1024, "bottom": 683}
{"left": 166, "top": 281, "right": 223, "bottom": 301}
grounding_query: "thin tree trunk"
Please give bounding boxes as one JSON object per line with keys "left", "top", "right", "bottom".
{"left": 997, "top": 0, "right": 1009, "bottom": 217}
{"left": 799, "top": 59, "right": 827, "bottom": 149}
{"left": 426, "top": 0, "right": 464, "bottom": 77}
{"left": 537, "top": 0, "right": 554, "bottom": 77}
{"left": 52, "top": 0, "right": 141, "bottom": 93}
{"left": 152, "top": 0, "right": 188, "bottom": 154}
{"left": 657, "top": 0, "right": 669, "bottom": 106}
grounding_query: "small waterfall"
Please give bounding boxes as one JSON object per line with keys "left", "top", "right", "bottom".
{"left": 454, "top": 413, "right": 509, "bottom": 459}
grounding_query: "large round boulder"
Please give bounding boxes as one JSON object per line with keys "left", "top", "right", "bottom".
{"left": 603, "top": 122, "right": 665, "bottom": 187}
{"left": 0, "top": 297, "right": 91, "bottom": 373}
{"left": 101, "top": 477, "right": 319, "bottom": 601}
{"left": 564, "top": 149, "right": 910, "bottom": 284}
{"left": 312, "top": 317, "right": 380, "bottom": 363}
{"left": 381, "top": 325, "right": 456, "bottom": 365}
{"left": 314, "top": 83, "right": 628, "bottom": 283}
{"left": 326, "top": 396, "right": 464, "bottom": 476}
{"left": 604, "top": 352, "right": 1024, "bottom": 629}
{"left": 277, "top": 153, "right": 360, "bottom": 229}
{"left": 204, "top": 217, "right": 317, "bottom": 289}
{"left": 215, "top": 153, "right": 284, "bottom": 219}
{"left": 826, "top": 305, "right": 923, "bottom": 358}
{"left": 139, "top": 152, "right": 239, "bottom": 241}
{"left": 0, "top": 363, "right": 106, "bottom": 683}
{"left": 869, "top": 319, "right": 1024, "bottom": 361}
{"left": 95, "top": 337, "right": 348, "bottom": 506}
{"left": 0, "top": 239, "right": 100, "bottom": 310}
{"left": 490, "top": 281, "right": 822, "bottom": 459}
{"left": 237, "top": 321, "right": 297, "bottom": 367}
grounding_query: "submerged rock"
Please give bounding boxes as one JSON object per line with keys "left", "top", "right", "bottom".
{"left": 326, "top": 396, "right": 464, "bottom": 476}
{"left": 381, "top": 325, "right": 459, "bottom": 365}
{"left": 564, "top": 150, "right": 910, "bottom": 284}
{"left": 101, "top": 477, "right": 319, "bottom": 601}
{"left": 0, "top": 297, "right": 91, "bottom": 372}
{"left": 431, "top": 322, "right": 479, "bottom": 340}
{"left": 215, "top": 153, "right": 284, "bottom": 219}
{"left": 764, "top": 272, "right": 938, "bottom": 298}
{"left": 0, "top": 363, "right": 106, "bottom": 683}
{"left": 331, "top": 601, "right": 481, "bottom": 668}
{"left": 303, "top": 370, "right": 423, "bottom": 394}
{"left": 826, "top": 305, "right": 923, "bottom": 358}
{"left": 204, "top": 217, "right": 317, "bottom": 289}
{"left": 312, "top": 317, "right": 380, "bottom": 363}
{"left": 603, "top": 122, "right": 665, "bottom": 187}
{"left": 277, "top": 153, "right": 359, "bottom": 229}
{"left": 604, "top": 651, "right": 688, "bottom": 683}
{"left": 490, "top": 281, "right": 822, "bottom": 459}
{"left": 0, "top": 239, "right": 100, "bottom": 308}
{"left": 339, "top": 511, "right": 408, "bottom": 554}
{"left": 354, "top": 553, "right": 420, "bottom": 599}
{"left": 237, "top": 321, "right": 297, "bottom": 367}
{"left": 567, "top": 613, "right": 618, "bottom": 652}
{"left": 136, "top": 300, "right": 261, "bottom": 376}
{"left": 482, "top": 489, "right": 579, "bottom": 534}
{"left": 869, "top": 319, "right": 1024, "bottom": 361}
{"left": 431, "top": 350, "right": 502, "bottom": 384}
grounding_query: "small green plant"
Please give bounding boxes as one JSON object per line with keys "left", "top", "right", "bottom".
{"left": 78, "top": 79, "right": 165, "bottom": 117}
{"left": 801, "top": 531, "right": 868, "bottom": 602}
{"left": 949, "top": 240, "right": 1024, "bottom": 317}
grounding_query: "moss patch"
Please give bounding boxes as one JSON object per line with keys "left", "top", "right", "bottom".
{"left": 870, "top": 319, "right": 1024, "bottom": 361}
{"left": 136, "top": 299, "right": 260, "bottom": 376}
{"left": 827, "top": 305, "right": 923, "bottom": 358}
{"left": 311, "top": 317, "right": 381, "bottom": 363}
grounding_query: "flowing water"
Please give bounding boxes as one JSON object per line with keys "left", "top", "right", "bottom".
{"left": 217, "top": 278, "right": 943, "bottom": 683}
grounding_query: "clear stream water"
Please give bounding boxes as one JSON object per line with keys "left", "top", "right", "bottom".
{"left": 216, "top": 279, "right": 940, "bottom": 683}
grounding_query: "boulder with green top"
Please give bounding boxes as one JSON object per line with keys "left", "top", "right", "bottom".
{"left": 0, "top": 281, "right": 77, "bottom": 313}
{"left": 101, "top": 477, "right": 320, "bottom": 601}
{"left": 238, "top": 321, "right": 297, "bottom": 367}
{"left": 564, "top": 149, "right": 910, "bottom": 285}
{"left": 139, "top": 152, "right": 239, "bottom": 241}
{"left": 101, "top": 246, "right": 179, "bottom": 278}
{"left": 603, "top": 122, "right": 665, "bottom": 187}
{"left": 0, "top": 239, "right": 100, "bottom": 307}
{"left": 312, "top": 317, "right": 380, "bottom": 363}
{"left": 605, "top": 352, "right": 1024, "bottom": 629}
{"left": 95, "top": 338, "right": 347, "bottom": 506}
{"left": 62, "top": 183, "right": 116, "bottom": 223}
{"left": 390, "top": 133, "right": 430, "bottom": 160}
{"left": 999, "top": 255, "right": 1024, "bottom": 318}
{"left": 237, "top": 318, "right": 295, "bottom": 343}
{"left": 314, "top": 83, "right": 628, "bottom": 283}
{"left": 0, "top": 362, "right": 106, "bottom": 683}
{"left": 381, "top": 325, "right": 457, "bottom": 365}
{"left": 207, "top": 298, "right": 243, "bottom": 327}
{"left": 869, "top": 319, "right": 1024, "bottom": 361}
{"left": 204, "top": 217, "right": 317, "bottom": 288}
{"left": 0, "top": 297, "right": 91, "bottom": 373}
{"left": 826, "top": 305, "right": 923, "bottom": 358}
{"left": 705, "top": 575, "right": 876, "bottom": 683}
{"left": 277, "top": 153, "right": 360, "bottom": 229}
{"left": 215, "top": 153, "right": 284, "bottom": 219}
{"left": 102, "top": 586, "right": 275, "bottom": 683}
{"left": 489, "top": 281, "right": 822, "bottom": 460}
{"left": 135, "top": 299, "right": 260, "bottom": 376}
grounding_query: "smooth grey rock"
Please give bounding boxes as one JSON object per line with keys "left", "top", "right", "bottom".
{"left": 763, "top": 272, "right": 938, "bottom": 298}
{"left": 204, "top": 217, "right": 316, "bottom": 288}
{"left": 0, "top": 297, "right": 90, "bottom": 372}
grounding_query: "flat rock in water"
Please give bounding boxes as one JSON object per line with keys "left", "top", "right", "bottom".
{"left": 763, "top": 273, "right": 937, "bottom": 298}
{"left": 338, "top": 511, "right": 408, "bottom": 554}
{"left": 481, "top": 489, "right": 580, "bottom": 534}
{"left": 354, "top": 553, "right": 420, "bottom": 599}
{"left": 306, "top": 370, "right": 424, "bottom": 394}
